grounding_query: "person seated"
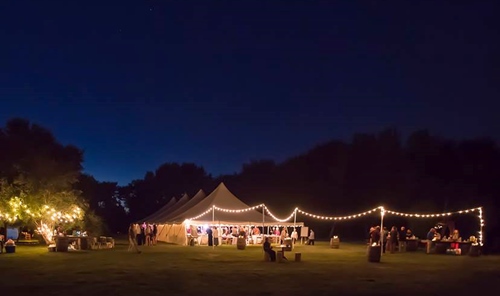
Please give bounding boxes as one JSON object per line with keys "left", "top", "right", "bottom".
{"left": 263, "top": 237, "right": 276, "bottom": 262}
{"left": 451, "top": 229, "right": 460, "bottom": 249}
{"left": 406, "top": 229, "right": 413, "bottom": 239}
{"left": 21, "top": 231, "right": 31, "bottom": 240}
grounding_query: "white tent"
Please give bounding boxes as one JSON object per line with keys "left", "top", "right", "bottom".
{"left": 175, "top": 183, "right": 265, "bottom": 224}
{"left": 137, "top": 196, "right": 176, "bottom": 223}
{"left": 142, "top": 193, "right": 190, "bottom": 223}
{"left": 156, "top": 182, "right": 303, "bottom": 245}
{"left": 162, "top": 189, "right": 206, "bottom": 222}
{"left": 149, "top": 193, "right": 190, "bottom": 223}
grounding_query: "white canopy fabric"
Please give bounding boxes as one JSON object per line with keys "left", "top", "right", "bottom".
{"left": 170, "top": 182, "right": 303, "bottom": 227}
{"left": 155, "top": 183, "right": 303, "bottom": 245}
{"left": 136, "top": 196, "right": 176, "bottom": 223}
{"left": 145, "top": 193, "right": 190, "bottom": 223}
{"left": 163, "top": 189, "right": 206, "bottom": 222}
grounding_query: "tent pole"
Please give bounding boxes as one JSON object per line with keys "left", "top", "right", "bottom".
{"left": 212, "top": 206, "right": 215, "bottom": 249}
{"left": 294, "top": 208, "right": 297, "bottom": 228}
{"left": 262, "top": 204, "right": 265, "bottom": 232}
{"left": 293, "top": 209, "right": 297, "bottom": 248}
{"left": 479, "top": 207, "right": 484, "bottom": 246}
{"left": 380, "top": 207, "right": 384, "bottom": 257}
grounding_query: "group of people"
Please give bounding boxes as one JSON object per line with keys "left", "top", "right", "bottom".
{"left": 187, "top": 225, "right": 303, "bottom": 247}
{"left": 127, "top": 223, "right": 159, "bottom": 254}
{"left": 426, "top": 227, "right": 461, "bottom": 251}
{"left": 271, "top": 226, "right": 301, "bottom": 245}
{"left": 369, "top": 225, "right": 414, "bottom": 253}
{"left": 369, "top": 225, "right": 465, "bottom": 254}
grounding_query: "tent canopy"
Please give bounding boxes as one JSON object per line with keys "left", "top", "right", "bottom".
{"left": 136, "top": 196, "right": 176, "bottom": 223}
{"left": 164, "top": 189, "right": 206, "bottom": 222}
{"left": 144, "top": 193, "right": 190, "bottom": 223}
{"left": 173, "top": 182, "right": 303, "bottom": 227}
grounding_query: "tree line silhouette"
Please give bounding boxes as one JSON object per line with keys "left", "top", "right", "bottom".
{"left": 1, "top": 119, "right": 498, "bottom": 251}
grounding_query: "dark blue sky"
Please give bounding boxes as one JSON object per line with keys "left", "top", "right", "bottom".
{"left": 1, "top": 1, "right": 498, "bottom": 185}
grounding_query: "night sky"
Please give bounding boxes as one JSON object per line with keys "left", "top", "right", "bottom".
{"left": 1, "top": 1, "right": 498, "bottom": 185}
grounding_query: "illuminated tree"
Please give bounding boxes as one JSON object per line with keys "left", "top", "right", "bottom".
{"left": 0, "top": 118, "right": 86, "bottom": 244}
{"left": 0, "top": 177, "right": 86, "bottom": 244}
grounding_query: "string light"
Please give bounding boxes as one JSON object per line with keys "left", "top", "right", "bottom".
{"left": 185, "top": 204, "right": 266, "bottom": 221}
{"left": 185, "top": 208, "right": 213, "bottom": 220}
{"left": 384, "top": 207, "right": 481, "bottom": 218}
{"left": 182, "top": 203, "right": 484, "bottom": 245}
{"left": 1, "top": 195, "right": 84, "bottom": 244}
{"left": 264, "top": 206, "right": 296, "bottom": 223}
{"left": 478, "top": 207, "right": 484, "bottom": 246}
{"left": 214, "top": 204, "right": 264, "bottom": 213}
{"left": 297, "top": 207, "right": 381, "bottom": 221}
{"left": 385, "top": 206, "right": 484, "bottom": 246}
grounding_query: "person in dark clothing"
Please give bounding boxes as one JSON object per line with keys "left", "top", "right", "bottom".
{"left": 0, "top": 233, "right": 4, "bottom": 253}
{"left": 206, "top": 227, "right": 213, "bottom": 246}
{"left": 398, "top": 226, "right": 407, "bottom": 252}
{"left": 140, "top": 225, "right": 146, "bottom": 246}
{"left": 263, "top": 237, "right": 276, "bottom": 262}
{"left": 371, "top": 226, "right": 381, "bottom": 245}
{"left": 389, "top": 226, "right": 398, "bottom": 253}
{"left": 152, "top": 224, "right": 158, "bottom": 245}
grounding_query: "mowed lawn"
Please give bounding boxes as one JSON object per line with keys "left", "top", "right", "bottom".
{"left": 1, "top": 240, "right": 499, "bottom": 296}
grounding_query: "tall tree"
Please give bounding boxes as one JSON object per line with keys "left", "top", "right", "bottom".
{"left": 77, "top": 174, "right": 127, "bottom": 234}
{"left": 0, "top": 118, "right": 87, "bottom": 244}
{"left": 123, "top": 162, "right": 212, "bottom": 221}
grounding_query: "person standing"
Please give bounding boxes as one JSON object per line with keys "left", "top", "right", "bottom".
{"left": 128, "top": 224, "right": 141, "bottom": 254}
{"left": 0, "top": 233, "right": 4, "bottom": 254}
{"left": 308, "top": 229, "right": 315, "bottom": 245}
{"left": 291, "top": 228, "right": 298, "bottom": 244}
{"left": 370, "top": 226, "right": 381, "bottom": 245}
{"left": 398, "top": 226, "right": 407, "bottom": 252}
{"left": 382, "top": 227, "right": 388, "bottom": 253}
{"left": 426, "top": 228, "right": 436, "bottom": 254}
{"left": 145, "top": 224, "right": 152, "bottom": 246}
{"left": 252, "top": 226, "right": 261, "bottom": 244}
{"left": 280, "top": 227, "right": 287, "bottom": 245}
{"left": 152, "top": 224, "right": 158, "bottom": 245}
{"left": 213, "top": 227, "right": 219, "bottom": 246}
{"left": 389, "top": 226, "right": 398, "bottom": 254}
{"left": 207, "top": 227, "right": 213, "bottom": 247}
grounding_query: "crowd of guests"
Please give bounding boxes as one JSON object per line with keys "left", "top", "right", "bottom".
{"left": 369, "top": 225, "right": 465, "bottom": 254}
{"left": 187, "top": 225, "right": 302, "bottom": 246}
{"left": 369, "top": 225, "right": 414, "bottom": 253}
{"left": 426, "top": 227, "right": 461, "bottom": 252}
{"left": 127, "top": 223, "right": 309, "bottom": 257}
{"left": 127, "top": 223, "right": 158, "bottom": 254}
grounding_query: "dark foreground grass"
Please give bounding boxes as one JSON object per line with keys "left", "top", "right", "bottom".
{"left": 1, "top": 241, "right": 498, "bottom": 296}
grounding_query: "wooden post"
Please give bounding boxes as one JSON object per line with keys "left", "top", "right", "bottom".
{"left": 380, "top": 207, "right": 384, "bottom": 257}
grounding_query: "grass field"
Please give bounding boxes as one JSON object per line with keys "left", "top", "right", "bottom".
{"left": 1, "top": 240, "right": 498, "bottom": 296}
